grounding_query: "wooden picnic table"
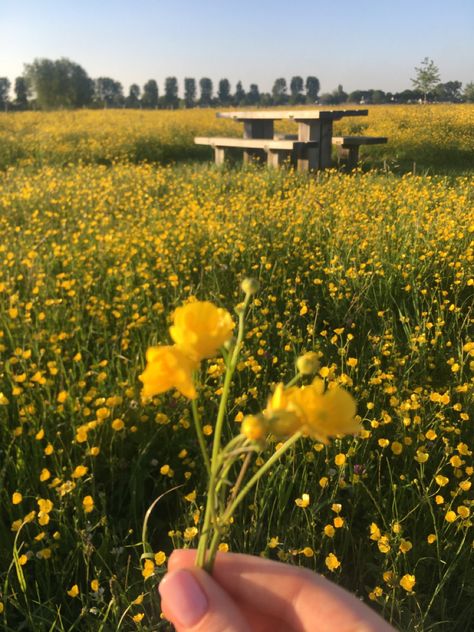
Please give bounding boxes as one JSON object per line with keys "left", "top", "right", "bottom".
{"left": 216, "top": 108, "right": 369, "bottom": 169}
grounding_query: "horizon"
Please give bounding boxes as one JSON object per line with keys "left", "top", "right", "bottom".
{"left": 1, "top": 0, "right": 474, "bottom": 97}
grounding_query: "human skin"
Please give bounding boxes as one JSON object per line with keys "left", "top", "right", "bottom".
{"left": 159, "top": 549, "right": 397, "bottom": 632}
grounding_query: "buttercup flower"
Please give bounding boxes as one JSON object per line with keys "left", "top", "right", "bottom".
{"left": 265, "top": 378, "right": 358, "bottom": 443}
{"left": 139, "top": 345, "right": 198, "bottom": 399}
{"left": 170, "top": 300, "right": 234, "bottom": 361}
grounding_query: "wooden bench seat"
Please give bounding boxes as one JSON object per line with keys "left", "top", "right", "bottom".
{"left": 194, "top": 136, "right": 318, "bottom": 170}
{"left": 332, "top": 136, "right": 388, "bottom": 169}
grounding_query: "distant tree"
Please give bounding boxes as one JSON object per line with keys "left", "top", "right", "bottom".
{"left": 433, "top": 81, "right": 462, "bottom": 102}
{"left": 319, "top": 92, "right": 334, "bottom": 105}
{"left": 95, "top": 77, "right": 124, "bottom": 108}
{"left": 142, "top": 80, "right": 158, "bottom": 108}
{"left": 305, "top": 76, "right": 320, "bottom": 103}
{"left": 0, "top": 77, "right": 11, "bottom": 111}
{"left": 411, "top": 57, "right": 440, "bottom": 103}
{"left": 290, "top": 76, "right": 305, "bottom": 104}
{"left": 394, "top": 88, "right": 423, "bottom": 103}
{"left": 14, "top": 77, "right": 29, "bottom": 109}
{"left": 464, "top": 82, "right": 474, "bottom": 103}
{"left": 25, "top": 58, "right": 93, "bottom": 109}
{"left": 371, "top": 89, "right": 386, "bottom": 104}
{"left": 272, "top": 78, "right": 288, "bottom": 105}
{"left": 348, "top": 90, "right": 365, "bottom": 104}
{"left": 164, "top": 77, "right": 179, "bottom": 108}
{"left": 245, "top": 83, "right": 260, "bottom": 106}
{"left": 199, "top": 77, "right": 213, "bottom": 106}
{"left": 233, "top": 81, "right": 246, "bottom": 105}
{"left": 126, "top": 84, "right": 141, "bottom": 108}
{"left": 184, "top": 78, "right": 196, "bottom": 108}
{"left": 217, "top": 79, "right": 231, "bottom": 105}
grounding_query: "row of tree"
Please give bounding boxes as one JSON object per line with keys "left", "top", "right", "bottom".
{"left": 1, "top": 57, "right": 473, "bottom": 111}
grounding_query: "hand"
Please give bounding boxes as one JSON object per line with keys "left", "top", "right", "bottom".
{"left": 159, "top": 549, "right": 396, "bottom": 631}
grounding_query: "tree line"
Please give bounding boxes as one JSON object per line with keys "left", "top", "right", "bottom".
{"left": 1, "top": 57, "right": 473, "bottom": 111}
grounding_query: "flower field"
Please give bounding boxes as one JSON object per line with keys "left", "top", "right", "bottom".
{"left": 0, "top": 107, "right": 473, "bottom": 631}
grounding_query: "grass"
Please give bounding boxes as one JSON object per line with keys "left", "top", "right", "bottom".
{"left": 0, "top": 109, "right": 473, "bottom": 630}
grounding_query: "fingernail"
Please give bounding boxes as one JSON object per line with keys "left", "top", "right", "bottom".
{"left": 159, "top": 569, "right": 208, "bottom": 626}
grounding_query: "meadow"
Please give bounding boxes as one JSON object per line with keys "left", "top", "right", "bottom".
{"left": 0, "top": 106, "right": 473, "bottom": 631}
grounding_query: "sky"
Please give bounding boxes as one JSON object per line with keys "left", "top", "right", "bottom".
{"left": 1, "top": 0, "right": 473, "bottom": 96}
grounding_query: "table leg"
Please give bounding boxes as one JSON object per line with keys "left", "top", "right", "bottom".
{"left": 297, "top": 122, "right": 320, "bottom": 170}
{"left": 320, "top": 120, "right": 333, "bottom": 169}
{"left": 243, "top": 120, "right": 274, "bottom": 164}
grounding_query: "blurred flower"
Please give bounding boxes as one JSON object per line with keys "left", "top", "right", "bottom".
{"left": 139, "top": 345, "right": 197, "bottom": 400}
{"left": 170, "top": 300, "right": 234, "bottom": 361}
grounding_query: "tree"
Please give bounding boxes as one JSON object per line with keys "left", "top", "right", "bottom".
{"left": 272, "top": 78, "right": 288, "bottom": 105}
{"left": 163, "top": 77, "right": 179, "bottom": 109}
{"left": 0, "top": 78, "right": 11, "bottom": 111}
{"left": 126, "top": 84, "right": 141, "bottom": 108}
{"left": 25, "top": 58, "right": 93, "bottom": 109}
{"left": 305, "top": 76, "right": 320, "bottom": 103}
{"left": 14, "top": 77, "right": 29, "bottom": 109}
{"left": 142, "top": 80, "right": 158, "bottom": 108}
{"left": 290, "top": 76, "right": 304, "bottom": 104}
{"left": 464, "top": 82, "right": 474, "bottom": 103}
{"left": 94, "top": 77, "right": 124, "bottom": 108}
{"left": 218, "top": 79, "right": 231, "bottom": 105}
{"left": 245, "top": 83, "right": 260, "bottom": 106}
{"left": 433, "top": 81, "right": 462, "bottom": 102}
{"left": 199, "top": 77, "right": 213, "bottom": 106}
{"left": 411, "top": 57, "right": 440, "bottom": 103}
{"left": 233, "top": 81, "right": 246, "bottom": 106}
{"left": 184, "top": 78, "right": 196, "bottom": 108}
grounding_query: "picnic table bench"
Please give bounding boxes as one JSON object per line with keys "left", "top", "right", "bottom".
{"left": 195, "top": 109, "right": 387, "bottom": 171}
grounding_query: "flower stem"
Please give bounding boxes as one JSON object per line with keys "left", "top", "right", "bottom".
{"left": 191, "top": 397, "right": 211, "bottom": 476}
{"left": 204, "top": 431, "right": 302, "bottom": 572}
{"left": 196, "top": 293, "right": 251, "bottom": 569}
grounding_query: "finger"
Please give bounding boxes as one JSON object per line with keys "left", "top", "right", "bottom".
{"left": 159, "top": 566, "right": 251, "bottom": 632}
{"left": 168, "top": 550, "right": 395, "bottom": 632}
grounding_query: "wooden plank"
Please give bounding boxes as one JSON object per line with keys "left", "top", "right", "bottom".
{"left": 332, "top": 136, "right": 388, "bottom": 146}
{"left": 214, "top": 146, "right": 225, "bottom": 166}
{"left": 194, "top": 137, "right": 306, "bottom": 150}
{"left": 216, "top": 109, "right": 368, "bottom": 121}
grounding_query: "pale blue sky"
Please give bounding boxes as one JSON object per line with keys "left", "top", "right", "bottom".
{"left": 1, "top": 0, "right": 473, "bottom": 95}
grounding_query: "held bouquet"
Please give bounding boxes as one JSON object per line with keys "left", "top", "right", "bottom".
{"left": 139, "top": 280, "right": 359, "bottom": 572}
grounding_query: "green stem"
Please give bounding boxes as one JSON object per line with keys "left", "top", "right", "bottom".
{"left": 205, "top": 431, "right": 302, "bottom": 572}
{"left": 285, "top": 372, "right": 302, "bottom": 388}
{"left": 191, "top": 397, "right": 211, "bottom": 476}
{"left": 196, "top": 293, "right": 251, "bottom": 569}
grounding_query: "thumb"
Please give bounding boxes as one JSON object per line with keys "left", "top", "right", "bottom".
{"left": 159, "top": 567, "right": 250, "bottom": 632}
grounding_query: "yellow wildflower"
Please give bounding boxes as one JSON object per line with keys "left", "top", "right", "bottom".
{"left": 325, "top": 553, "right": 341, "bottom": 571}
{"left": 170, "top": 300, "right": 234, "bottom": 361}
{"left": 67, "top": 585, "right": 79, "bottom": 597}
{"left": 139, "top": 345, "right": 197, "bottom": 399}
{"left": 400, "top": 574, "right": 416, "bottom": 592}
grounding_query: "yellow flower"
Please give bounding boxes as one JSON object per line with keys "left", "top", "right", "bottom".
{"left": 133, "top": 613, "right": 145, "bottom": 623}
{"left": 325, "top": 553, "right": 341, "bottom": 571}
{"left": 169, "top": 300, "right": 234, "bottom": 361}
{"left": 142, "top": 559, "right": 155, "bottom": 579}
{"left": 241, "top": 414, "right": 269, "bottom": 441}
{"left": 445, "top": 510, "right": 457, "bottom": 523}
{"left": 400, "top": 574, "right": 416, "bottom": 592}
{"left": 111, "top": 418, "right": 125, "bottom": 431}
{"left": 72, "top": 465, "right": 88, "bottom": 479}
{"left": 154, "top": 551, "right": 167, "bottom": 565}
{"left": 139, "top": 345, "right": 197, "bottom": 399}
{"left": 67, "top": 584, "right": 79, "bottom": 597}
{"left": 91, "top": 579, "right": 99, "bottom": 592}
{"left": 12, "top": 492, "right": 23, "bottom": 504}
{"left": 83, "top": 495, "right": 94, "bottom": 513}
{"left": 295, "top": 493, "right": 310, "bottom": 508}
{"left": 265, "top": 379, "right": 358, "bottom": 443}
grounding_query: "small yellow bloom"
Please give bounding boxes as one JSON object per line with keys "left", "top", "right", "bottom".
{"left": 111, "top": 418, "right": 125, "bottom": 431}
{"left": 296, "top": 351, "right": 320, "bottom": 375}
{"left": 91, "top": 579, "right": 99, "bottom": 592}
{"left": 377, "top": 536, "right": 391, "bottom": 553}
{"left": 241, "top": 414, "right": 269, "bottom": 441}
{"left": 324, "top": 524, "right": 336, "bottom": 537}
{"left": 399, "top": 539, "right": 413, "bottom": 553}
{"left": 325, "top": 553, "right": 341, "bottom": 571}
{"left": 445, "top": 510, "right": 457, "bottom": 523}
{"left": 83, "top": 495, "right": 94, "bottom": 513}
{"left": 400, "top": 574, "right": 416, "bottom": 592}
{"left": 139, "top": 345, "right": 197, "bottom": 400}
{"left": 295, "top": 493, "right": 310, "bottom": 508}
{"left": 72, "top": 465, "right": 88, "bottom": 479}
{"left": 142, "top": 559, "right": 155, "bottom": 579}
{"left": 12, "top": 492, "right": 23, "bottom": 504}
{"left": 154, "top": 551, "right": 166, "bottom": 565}
{"left": 133, "top": 613, "right": 144, "bottom": 623}
{"left": 67, "top": 584, "right": 79, "bottom": 597}
{"left": 170, "top": 300, "right": 234, "bottom": 361}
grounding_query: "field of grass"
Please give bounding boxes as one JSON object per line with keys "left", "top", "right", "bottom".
{"left": 0, "top": 106, "right": 473, "bottom": 631}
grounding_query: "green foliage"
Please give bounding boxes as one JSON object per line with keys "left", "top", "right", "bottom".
{"left": 411, "top": 58, "right": 441, "bottom": 103}
{"left": 24, "top": 58, "right": 94, "bottom": 110}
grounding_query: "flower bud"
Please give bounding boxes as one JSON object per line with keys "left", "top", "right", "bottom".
{"left": 265, "top": 409, "right": 301, "bottom": 438}
{"left": 241, "top": 278, "right": 260, "bottom": 296}
{"left": 296, "top": 352, "right": 320, "bottom": 375}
